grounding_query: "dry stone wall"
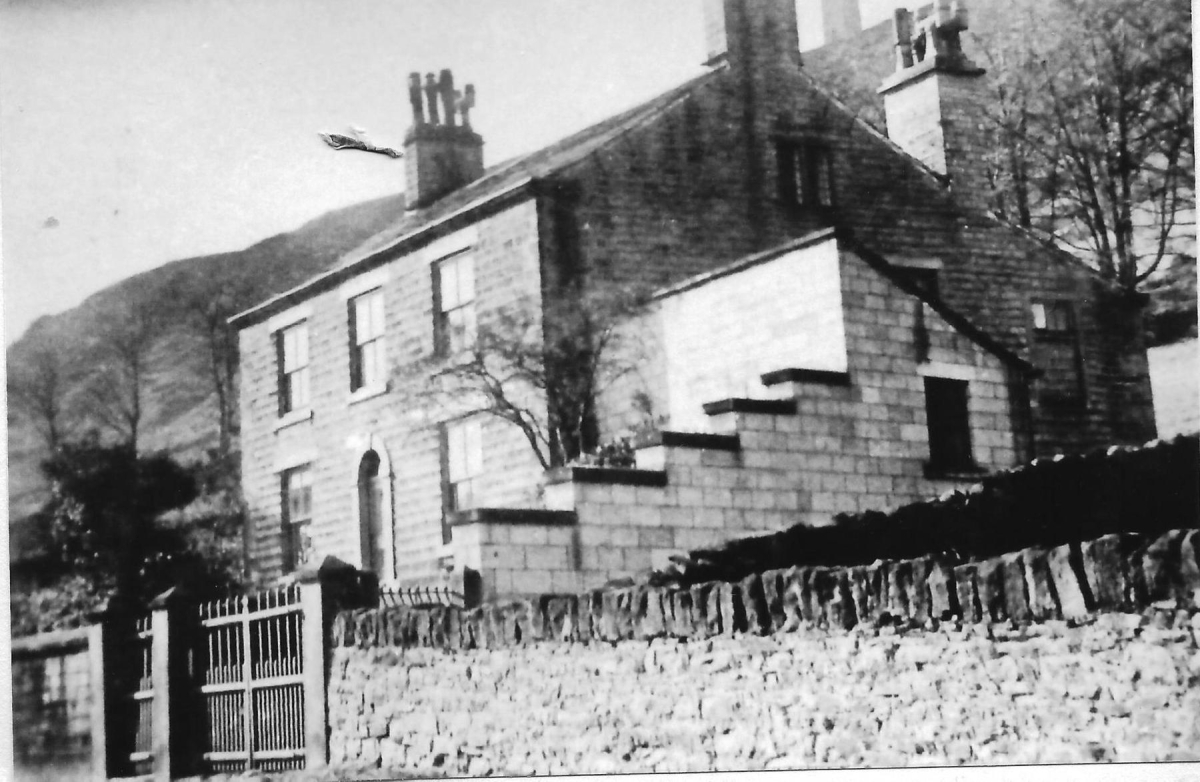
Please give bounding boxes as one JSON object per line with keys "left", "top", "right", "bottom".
{"left": 324, "top": 527, "right": 1200, "bottom": 776}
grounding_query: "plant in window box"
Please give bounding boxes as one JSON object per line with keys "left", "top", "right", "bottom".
{"left": 570, "top": 436, "right": 636, "bottom": 468}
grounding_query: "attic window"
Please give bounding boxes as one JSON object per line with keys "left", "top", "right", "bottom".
{"left": 779, "top": 141, "right": 834, "bottom": 208}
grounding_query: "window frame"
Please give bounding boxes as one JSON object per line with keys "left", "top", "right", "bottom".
{"left": 1030, "top": 298, "right": 1087, "bottom": 406}
{"left": 281, "top": 464, "right": 314, "bottom": 573}
{"left": 276, "top": 321, "right": 311, "bottom": 416}
{"left": 443, "top": 417, "right": 484, "bottom": 515}
{"left": 348, "top": 288, "right": 387, "bottom": 392}
{"left": 779, "top": 140, "right": 835, "bottom": 209}
{"left": 923, "top": 376, "right": 977, "bottom": 475}
{"left": 433, "top": 252, "right": 477, "bottom": 357}
{"left": 1031, "top": 299, "right": 1076, "bottom": 335}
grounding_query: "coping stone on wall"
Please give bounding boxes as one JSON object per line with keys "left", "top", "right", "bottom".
{"left": 1047, "top": 544, "right": 1090, "bottom": 620}
{"left": 1021, "top": 548, "right": 1059, "bottom": 620}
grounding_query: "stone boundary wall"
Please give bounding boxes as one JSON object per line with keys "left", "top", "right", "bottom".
{"left": 11, "top": 627, "right": 98, "bottom": 782}
{"left": 335, "top": 529, "right": 1199, "bottom": 648}
{"left": 324, "top": 528, "right": 1200, "bottom": 775}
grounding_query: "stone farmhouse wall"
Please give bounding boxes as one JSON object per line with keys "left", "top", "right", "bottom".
{"left": 548, "top": 32, "right": 1152, "bottom": 459}
{"left": 325, "top": 527, "right": 1200, "bottom": 775}
{"left": 11, "top": 628, "right": 98, "bottom": 782}
{"left": 455, "top": 234, "right": 1021, "bottom": 601}
{"left": 239, "top": 200, "right": 548, "bottom": 582}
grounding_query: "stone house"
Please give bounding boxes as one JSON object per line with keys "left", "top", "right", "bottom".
{"left": 231, "top": 0, "right": 1155, "bottom": 599}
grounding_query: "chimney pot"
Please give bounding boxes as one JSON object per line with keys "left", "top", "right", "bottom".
{"left": 458, "top": 84, "right": 476, "bottom": 129}
{"left": 408, "top": 72, "right": 425, "bottom": 124}
{"left": 424, "top": 73, "right": 441, "bottom": 125}
{"left": 439, "top": 69, "right": 456, "bottom": 128}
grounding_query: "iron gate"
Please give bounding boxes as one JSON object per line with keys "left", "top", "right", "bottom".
{"left": 129, "top": 613, "right": 154, "bottom": 775}
{"left": 196, "top": 584, "right": 305, "bottom": 773}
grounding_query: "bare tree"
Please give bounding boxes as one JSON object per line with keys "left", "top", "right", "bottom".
{"left": 977, "top": 0, "right": 1194, "bottom": 291}
{"left": 395, "top": 284, "right": 651, "bottom": 470}
{"left": 169, "top": 273, "right": 245, "bottom": 454}
{"left": 85, "top": 298, "right": 162, "bottom": 451}
{"left": 8, "top": 337, "right": 76, "bottom": 450}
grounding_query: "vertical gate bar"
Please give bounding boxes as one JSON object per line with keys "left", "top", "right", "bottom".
{"left": 241, "top": 596, "right": 252, "bottom": 770}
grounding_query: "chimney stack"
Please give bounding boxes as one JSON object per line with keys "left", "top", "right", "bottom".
{"left": 877, "top": 1, "right": 991, "bottom": 213}
{"left": 702, "top": 0, "right": 802, "bottom": 71}
{"left": 404, "top": 68, "right": 484, "bottom": 209}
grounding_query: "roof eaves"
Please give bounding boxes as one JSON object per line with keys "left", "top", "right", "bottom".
{"left": 229, "top": 176, "right": 536, "bottom": 328}
{"left": 797, "top": 69, "right": 948, "bottom": 190}
{"left": 230, "top": 68, "right": 723, "bottom": 331}
{"left": 994, "top": 218, "right": 1125, "bottom": 292}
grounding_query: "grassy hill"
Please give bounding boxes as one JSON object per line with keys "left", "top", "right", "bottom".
{"left": 7, "top": 191, "right": 406, "bottom": 525}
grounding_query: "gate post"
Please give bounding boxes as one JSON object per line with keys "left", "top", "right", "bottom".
{"left": 297, "top": 557, "right": 374, "bottom": 771}
{"left": 87, "top": 623, "right": 109, "bottom": 780}
{"left": 149, "top": 587, "right": 194, "bottom": 782}
{"left": 91, "top": 601, "right": 139, "bottom": 779}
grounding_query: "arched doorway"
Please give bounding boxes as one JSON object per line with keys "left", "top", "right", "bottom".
{"left": 358, "top": 450, "right": 388, "bottom": 578}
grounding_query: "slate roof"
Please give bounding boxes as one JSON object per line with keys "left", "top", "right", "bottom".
{"left": 231, "top": 68, "right": 722, "bottom": 327}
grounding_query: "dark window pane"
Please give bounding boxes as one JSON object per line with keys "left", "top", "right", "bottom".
{"left": 924, "top": 377, "right": 973, "bottom": 470}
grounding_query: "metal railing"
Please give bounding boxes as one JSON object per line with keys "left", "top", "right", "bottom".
{"left": 378, "top": 584, "right": 465, "bottom": 608}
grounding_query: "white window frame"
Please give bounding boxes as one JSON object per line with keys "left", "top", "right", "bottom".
{"left": 446, "top": 417, "right": 483, "bottom": 512}
{"left": 282, "top": 464, "right": 314, "bottom": 572}
{"left": 349, "top": 289, "right": 386, "bottom": 392}
{"left": 277, "top": 321, "right": 311, "bottom": 415}
{"left": 437, "top": 253, "right": 477, "bottom": 355}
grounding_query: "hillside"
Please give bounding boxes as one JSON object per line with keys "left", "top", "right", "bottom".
{"left": 6, "top": 191, "right": 407, "bottom": 524}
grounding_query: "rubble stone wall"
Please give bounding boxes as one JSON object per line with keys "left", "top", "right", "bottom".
{"left": 326, "top": 527, "right": 1200, "bottom": 775}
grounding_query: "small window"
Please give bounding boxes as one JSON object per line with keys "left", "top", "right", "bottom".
{"left": 435, "top": 254, "right": 477, "bottom": 355}
{"left": 1031, "top": 299, "right": 1086, "bottom": 404}
{"left": 902, "top": 267, "right": 940, "bottom": 299}
{"left": 1032, "top": 300, "right": 1075, "bottom": 333}
{"left": 444, "top": 418, "right": 483, "bottom": 514}
{"left": 780, "top": 141, "right": 834, "bottom": 208}
{"left": 349, "top": 289, "right": 386, "bottom": 391}
{"left": 924, "top": 377, "right": 974, "bottom": 472}
{"left": 277, "top": 322, "right": 310, "bottom": 415}
{"left": 282, "top": 465, "right": 314, "bottom": 572}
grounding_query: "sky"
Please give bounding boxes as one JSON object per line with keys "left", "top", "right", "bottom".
{"left": 0, "top": 0, "right": 899, "bottom": 344}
